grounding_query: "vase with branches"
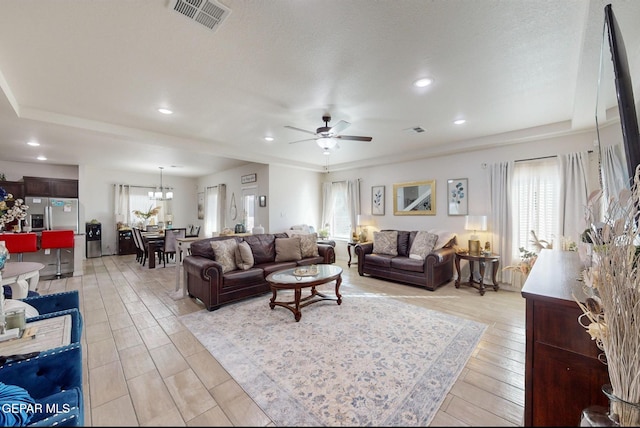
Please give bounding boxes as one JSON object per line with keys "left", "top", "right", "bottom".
{"left": 576, "top": 166, "right": 640, "bottom": 426}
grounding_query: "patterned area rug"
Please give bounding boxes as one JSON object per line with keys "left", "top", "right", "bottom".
{"left": 180, "top": 288, "right": 487, "bottom": 426}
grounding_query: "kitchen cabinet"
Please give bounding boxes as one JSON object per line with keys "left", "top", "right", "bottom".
{"left": 118, "top": 230, "right": 136, "bottom": 255}
{"left": 24, "top": 176, "right": 78, "bottom": 198}
{"left": 0, "top": 181, "right": 25, "bottom": 199}
{"left": 521, "top": 249, "right": 609, "bottom": 426}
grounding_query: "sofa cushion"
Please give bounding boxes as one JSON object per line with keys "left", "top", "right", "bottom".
{"left": 409, "top": 231, "right": 438, "bottom": 260}
{"left": 210, "top": 239, "right": 238, "bottom": 273}
{"left": 364, "top": 253, "right": 393, "bottom": 268}
{"left": 299, "top": 233, "right": 319, "bottom": 258}
{"left": 391, "top": 256, "right": 425, "bottom": 273}
{"left": 275, "top": 237, "right": 302, "bottom": 262}
{"left": 234, "top": 241, "right": 254, "bottom": 270}
{"left": 396, "top": 230, "right": 412, "bottom": 256}
{"left": 373, "top": 231, "right": 398, "bottom": 256}
{"left": 244, "top": 234, "right": 277, "bottom": 265}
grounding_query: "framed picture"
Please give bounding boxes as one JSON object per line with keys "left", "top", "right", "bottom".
{"left": 241, "top": 173, "right": 257, "bottom": 184}
{"left": 259, "top": 195, "right": 267, "bottom": 207}
{"left": 447, "top": 178, "right": 468, "bottom": 216}
{"left": 372, "top": 185, "right": 385, "bottom": 215}
{"left": 393, "top": 180, "right": 436, "bottom": 215}
{"left": 197, "top": 192, "right": 205, "bottom": 219}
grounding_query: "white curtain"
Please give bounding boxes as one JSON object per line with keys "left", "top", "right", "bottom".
{"left": 204, "top": 183, "right": 226, "bottom": 237}
{"left": 114, "top": 184, "right": 130, "bottom": 226}
{"left": 489, "top": 162, "right": 512, "bottom": 284}
{"left": 558, "top": 151, "right": 589, "bottom": 244}
{"left": 321, "top": 182, "right": 333, "bottom": 232}
{"left": 347, "top": 179, "right": 361, "bottom": 237}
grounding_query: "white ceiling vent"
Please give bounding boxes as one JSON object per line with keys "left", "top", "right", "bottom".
{"left": 169, "top": 0, "right": 231, "bottom": 33}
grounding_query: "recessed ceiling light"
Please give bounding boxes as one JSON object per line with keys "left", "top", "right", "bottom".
{"left": 27, "top": 141, "right": 40, "bottom": 146}
{"left": 264, "top": 136, "right": 274, "bottom": 142}
{"left": 454, "top": 119, "right": 466, "bottom": 125}
{"left": 37, "top": 155, "right": 47, "bottom": 161}
{"left": 158, "top": 108, "right": 173, "bottom": 115}
{"left": 413, "top": 77, "right": 433, "bottom": 88}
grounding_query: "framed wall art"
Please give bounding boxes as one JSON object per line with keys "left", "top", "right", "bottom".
{"left": 393, "top": 180, "right": 436, "bottom": 215}
{"left": 372, "top": 185, "right": 385, "bottom": 215}
{"left": 197, "top": 192, "right": 205, "bottom": 220}
{"left": 241, "top": 173, "right": 257, "bottom": 184}
{"left": 447, "top": 178, "right": 468, "bottom": 216}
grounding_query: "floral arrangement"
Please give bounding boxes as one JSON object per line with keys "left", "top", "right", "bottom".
{"left": 503, "top": 246, "right": 538, "bottom": 276}
{"left": 132, "top": 205, "right": 161, "bottom": 221}
{"left": 0, "top": 187, "right": 29, "bottom": 228}
{"left": 576, "top": 168, "right": 640, "bottom": 426}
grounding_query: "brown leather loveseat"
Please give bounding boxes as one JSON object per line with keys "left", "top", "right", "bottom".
{"left": 355, "top": 229, "right": 456, "bottom": 291}
{"left": 183, "top": 233, "right": 335, "bottom": 311}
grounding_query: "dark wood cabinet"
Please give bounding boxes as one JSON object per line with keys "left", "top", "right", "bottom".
{"left": 24, "top": 176, "right": 78, "bottom": 198}
{"left": 118, "top": 230, "right": 137, "bottom": 255}
{"left": 0, "top": 181, "right": 25, "bottom": 199}
{"left": 521, "top": 250, "right": 609, "bottom": 426}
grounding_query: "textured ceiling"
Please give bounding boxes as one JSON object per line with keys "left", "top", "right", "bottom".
{"left": 0, "top": 0, "right": 638, "bottom": 177}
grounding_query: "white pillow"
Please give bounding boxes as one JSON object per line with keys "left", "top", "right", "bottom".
{"left": 428, "top": 229, "right": 457, "bottom": 249}
{"left": 210, "top": 239, "right": 239, "bottom": 273}
{"left": 3, "top": 299, "right": 39, "bottom": 319}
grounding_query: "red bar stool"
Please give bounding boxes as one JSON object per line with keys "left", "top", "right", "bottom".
{"left": 1, "top": 232, "right": 38, "bottom": 262}
{"left": 40, "top": 230, "right": 75, "bottom": 278}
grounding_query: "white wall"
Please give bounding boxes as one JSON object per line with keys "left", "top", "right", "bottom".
{"left": 1, "top": 121, "right": 625, "bottom": 260}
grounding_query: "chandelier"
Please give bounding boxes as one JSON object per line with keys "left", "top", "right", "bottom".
{"left": 148, "top": 167, "right": 173, "bottom": 200}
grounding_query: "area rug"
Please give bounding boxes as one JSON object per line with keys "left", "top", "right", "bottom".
{"left": 179, "top": 289, "right": 487, "bottom": 426}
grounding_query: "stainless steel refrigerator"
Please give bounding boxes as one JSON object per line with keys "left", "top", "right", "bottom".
{"left": 25, "top": 197, "right": 79, "bottom": 233}
{"left": 23, "top": 196, "right": 79, "bottom": 278}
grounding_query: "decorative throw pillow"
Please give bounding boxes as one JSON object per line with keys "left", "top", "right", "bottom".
{"left": 0, "top": 382, "right": 35, "bottom": 426}
{"left": 299, "top": 233, "right": 319, "bottom": 258}
{"left": 372, "top": 231, "right": 398, "bottom": 256}
{"left": 210, "top": 239, "right": 238, "bottom": 273}
{"left": 234, "top": 241, "right": 254, "bottom": 270}
{"left": 275, "top": 237, "right": 302, "bottom": 262}
{"left": 428, "top": 229, "right": 457, "bottom": 249}
{"left": 409, "top": 231, "right": 439, "bottom": 260}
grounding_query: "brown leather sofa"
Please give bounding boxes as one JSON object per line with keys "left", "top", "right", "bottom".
{"left": 355, "top": 230, "right": 456, "bottom": 291}
{"left": 183, "top": 233, "right": 335, "bottom": 311}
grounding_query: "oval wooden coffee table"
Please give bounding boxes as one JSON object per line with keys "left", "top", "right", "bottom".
{"left": 266, "top": 264, "right": 343, "bottom": 322}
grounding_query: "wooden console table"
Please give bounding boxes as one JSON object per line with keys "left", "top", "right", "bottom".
{"left": 521, "top": 249, "right": 609, "bottom": 426}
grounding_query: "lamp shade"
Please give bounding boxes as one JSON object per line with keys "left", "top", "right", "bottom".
{"left": 465, "top": 215, "right": 487, "bottom": 232}
{"left": 357, "top": 214, "right": 373, "bottom": 226}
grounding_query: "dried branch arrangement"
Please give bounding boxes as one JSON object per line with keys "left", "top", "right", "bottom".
{"left": 577, "top": 167, "right": 640, "bottom": 425}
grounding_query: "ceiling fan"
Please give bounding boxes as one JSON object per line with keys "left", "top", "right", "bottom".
{"left": 285, "top": 114, "right": 373, "bottom": 153}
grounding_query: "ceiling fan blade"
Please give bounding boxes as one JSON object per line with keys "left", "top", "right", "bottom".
{"left": 336, "top": 135, "right": 373, "bottom": 142}
{"left": 284, "top": 125, "right": 317, "bottom": 136}
{"left": 288, "top": 138, "right": 316, "bottom": 144}
{"left": 328, "top": 120, "right": 350, "bottom": 135}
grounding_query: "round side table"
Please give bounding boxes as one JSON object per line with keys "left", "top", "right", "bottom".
{"left": 454, "top": 252, "right": 500, "bottom": 296}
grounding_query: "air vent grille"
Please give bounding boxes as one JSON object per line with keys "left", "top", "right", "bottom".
{"left": 404, "top": 126, "right": 426, "bottom": 134}
{"left": 170, "top": 0, "right": 231, "bottom": 32}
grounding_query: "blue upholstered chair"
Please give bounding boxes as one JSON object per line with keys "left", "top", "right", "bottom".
{"left": 0, "top": 344, "right": 84, "bottom": 426}
{"left": 0, "top": 290, "right": 83, "bottom": 426}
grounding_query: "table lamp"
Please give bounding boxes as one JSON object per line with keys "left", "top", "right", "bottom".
{"left": 357, "top": 214, "right": 373, "bottom": 242}
{"left": 465, "top": 215, "right": 487, "bottom": 255}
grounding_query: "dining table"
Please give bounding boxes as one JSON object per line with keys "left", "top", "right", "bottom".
{"left": 170, "top": 236, "right": 202, "bottom": 299}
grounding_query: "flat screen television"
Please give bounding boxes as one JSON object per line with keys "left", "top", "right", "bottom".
{"left": 604, "top": 4, "right": 640, "bottom": 184}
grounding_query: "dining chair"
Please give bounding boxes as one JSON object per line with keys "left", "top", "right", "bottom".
{"left": 191, "top": 225, "right": 201, "bottom": 237}
{"left": 132, "top": 228, "right": 148, "bottom": 266}
{"left": 159, "top": 228, "right": 186, "bottom": 267}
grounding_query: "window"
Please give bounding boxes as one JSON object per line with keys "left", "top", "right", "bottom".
{"left": 130, "top": 186, "right": 171, "bottom": 226}
{"left": 327, "top": 181, "right": 351, "bottom": 239}
{"left": 204, "top": 186, "right": 218, "bottom": 237}
{"left": 511, "top": 158, "right": 559, "bottom": 257}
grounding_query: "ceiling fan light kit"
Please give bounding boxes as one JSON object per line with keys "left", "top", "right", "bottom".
{"left": 286, "top": 114, "right": 372, "bottom": 153}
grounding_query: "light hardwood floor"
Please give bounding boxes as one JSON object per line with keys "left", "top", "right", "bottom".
{"left": 35, "top": 254, "right": 526, "bottom": 426}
